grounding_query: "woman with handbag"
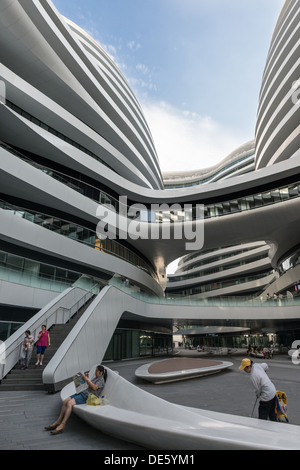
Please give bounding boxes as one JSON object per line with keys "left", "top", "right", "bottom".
{"left": 45, "top": 365, "right": 107, "bottom": 435}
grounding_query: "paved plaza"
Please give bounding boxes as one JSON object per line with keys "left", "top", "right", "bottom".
{"left": 0, "top": 352, "right": 299, "bottom": 450}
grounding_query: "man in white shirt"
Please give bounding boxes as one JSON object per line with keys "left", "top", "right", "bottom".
{"left": 239, "top": 358, "right": 277, "bottom": 421}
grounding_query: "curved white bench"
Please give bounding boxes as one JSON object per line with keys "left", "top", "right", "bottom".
{"left": 135, "top": 358, "right": 233, "bottom": 384}
{"left": 61, "top": 366, "right": 300, "bottom": 450}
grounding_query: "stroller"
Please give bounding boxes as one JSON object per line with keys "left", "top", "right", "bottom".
{"left": 275, "top": 391, "right": 289, "bottom": 423}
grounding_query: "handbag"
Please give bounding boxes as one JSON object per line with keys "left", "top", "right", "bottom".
{"left": 86, "top": 393, "right": 101, "bottom": 406}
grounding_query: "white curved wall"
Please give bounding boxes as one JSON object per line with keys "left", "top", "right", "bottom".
{"left": 255, "top": 0, "right": 300, "bottom": 169}
{"left": 0, "top": 0, "right": 163, "bottom": 190}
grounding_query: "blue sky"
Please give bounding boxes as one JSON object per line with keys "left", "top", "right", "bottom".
{"left": 51, "top": 0, "right": 284, "bottom": 172}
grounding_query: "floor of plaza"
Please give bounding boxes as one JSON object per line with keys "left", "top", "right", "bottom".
{"left": 0, "top": 351, "right": 299, "bottom": 450}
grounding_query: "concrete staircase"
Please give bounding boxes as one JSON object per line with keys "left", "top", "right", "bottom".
{"left": 0, "top": 296, "right": 95, "bottom": 392}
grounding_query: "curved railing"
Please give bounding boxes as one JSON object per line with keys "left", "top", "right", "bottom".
{"left": 0, "top": 199, "right": 156, "bottom": 279}
{"left": 3, "top": 141, "right": 300, "bottom": 224}
{"left": 109, "top": 276, "right": 297, "bottom": 307}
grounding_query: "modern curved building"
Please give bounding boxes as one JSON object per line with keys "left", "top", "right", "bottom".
{"left": 255, "top": 0, "right": 300, "bottom": 169}
{"left": 164, "top": 141, "right": 272, "bottom": 300}
{"left": 167, "top": 242, "right": 275, "bottom": 300}
{"left": 0, "top": 0, "right": 165, "bottom": 349}
{"left": 1, "top": 0, "right": 300, "bottom": 361}
{"left": 163, "top": 140, "right": 255, "bottom": 188}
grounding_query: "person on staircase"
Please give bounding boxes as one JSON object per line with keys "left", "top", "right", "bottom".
{"left": 35, "top": 325, "right": 50, "bottom": 366}
{"left": 20, "top": 330, "right": 34, "bottom": 369}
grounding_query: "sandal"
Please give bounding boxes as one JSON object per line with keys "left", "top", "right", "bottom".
{"left": 44, "top": 421, "right": 61, "bottom": 431}
{"left": 50, "top": 423, "right": 66, "bottom": 435}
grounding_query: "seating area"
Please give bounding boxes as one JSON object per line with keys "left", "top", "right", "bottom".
{"left": 135, "top": 357, "right": 233, "bottom": 384}
{"left": 61, "top": 365, "right": 300, "bottom": 450}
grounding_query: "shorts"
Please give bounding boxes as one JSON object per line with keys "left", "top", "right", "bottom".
{"left": 36, "top": 345, "right": 47, "bottom": 355}
{"left": 70, "top": 392, "right": 88, "bottom": 405}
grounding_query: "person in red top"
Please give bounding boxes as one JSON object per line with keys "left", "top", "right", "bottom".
{"left": 35, "top": 325, "right": 50, "bottom": 366}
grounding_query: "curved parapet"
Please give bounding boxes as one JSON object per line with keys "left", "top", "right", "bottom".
{"left": 60, "top": 366, "right": 300, "bottom": 450}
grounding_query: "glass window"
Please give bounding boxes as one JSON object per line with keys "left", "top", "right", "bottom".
{"left": 213, "top": 204, "right": 222, "bottom": 216}
{"left": 288, "top": 185, "right": 299, "bottom": 198}
{"left": 245, "top": 195, "right": 255, "bottom": 209}
{"left": 238, "top": 198, "right": 248, "bottom": 211}
{"left": 270, "top": 190, "right": 281, "bottom": 202}
{"left": 229, "top": 200, "right": 239, "bottom": 212}
{"left": 222, "top": 202, "right": 231, "bottom": 213}
{"left": 262, "top": 192, "right": 272, "bottom": 205}
{"left": 39, "top": 264, "right": 55, "bottom": 279}
{"left": 6, "top": 254, "right": 23, "bottom": 271}
{"left": 23, "top": 259, "right": 39, "bottom": 275}
{"left": 280, "top": 187, "right": 289, "bottom": 200}
{"left": 0, "top": 252, "right": 7, "bottom": 266}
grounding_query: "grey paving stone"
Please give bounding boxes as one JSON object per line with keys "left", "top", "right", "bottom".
{"left": 0, "top": 354, "right": 298, "bottom": 450}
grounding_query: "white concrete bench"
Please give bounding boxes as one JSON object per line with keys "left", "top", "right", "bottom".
{"left": 135, "top": 358, "right": 233, "bottom": 384}
{"left": 60, "top": 366, "right": 300, "bottom": 450}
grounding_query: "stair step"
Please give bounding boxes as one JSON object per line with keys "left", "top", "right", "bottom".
{"left": 4, "top": 378, "right": 42, "bottom": 384}
{"left": 0, "top": 295, "right": 96, "bottom": 392}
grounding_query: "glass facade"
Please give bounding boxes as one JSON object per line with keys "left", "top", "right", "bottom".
{"left": 168, "top": 254, "right": 269, "bottom": 283}
{"left": 167, "top": 269, "right": 274, "bottom": 297}
{"left": 103, "top": 329, "right": 172, "bottom": 361}
{"left": 0, "top": 321, "right": 23, "bottom": 342}
{"left": 0, "top": 250, "right": 81, "bottom": 292}
{"left": 278, "top": 247, "right": 300, "bottom": 276}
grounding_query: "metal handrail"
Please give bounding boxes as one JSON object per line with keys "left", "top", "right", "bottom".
{"left": 0, "top": 285, "right": 98, "bottom": 381}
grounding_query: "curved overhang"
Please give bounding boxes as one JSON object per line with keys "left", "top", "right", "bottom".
{"left": 0, "top": 210, "right": 163, "bottom": 297}
{"left": 175, "top": 326, "right": 250, "bottom": 336}
{"left": 2, "top": 145, "right": 300, "bottom": 272}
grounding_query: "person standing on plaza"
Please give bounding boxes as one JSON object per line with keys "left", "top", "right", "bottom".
{"left": 238, "top": 358, "right": 277, "bottom": 421}
{"left": 35, "top": 324, "right": 50, "bottom": 366}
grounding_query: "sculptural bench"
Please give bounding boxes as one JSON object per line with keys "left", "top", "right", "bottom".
{"left": 60, "top": 366, "right": 300, "bottom": 450}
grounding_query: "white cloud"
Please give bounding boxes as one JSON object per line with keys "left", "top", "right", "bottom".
{"left": 127, "top": 40, "right": 141, "bottom": 51}
{"left": 141, "top": 100, "right": 251, "bottom": 173}
{"left": 136, "top": 63, "right": 149, "bottom": 75}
